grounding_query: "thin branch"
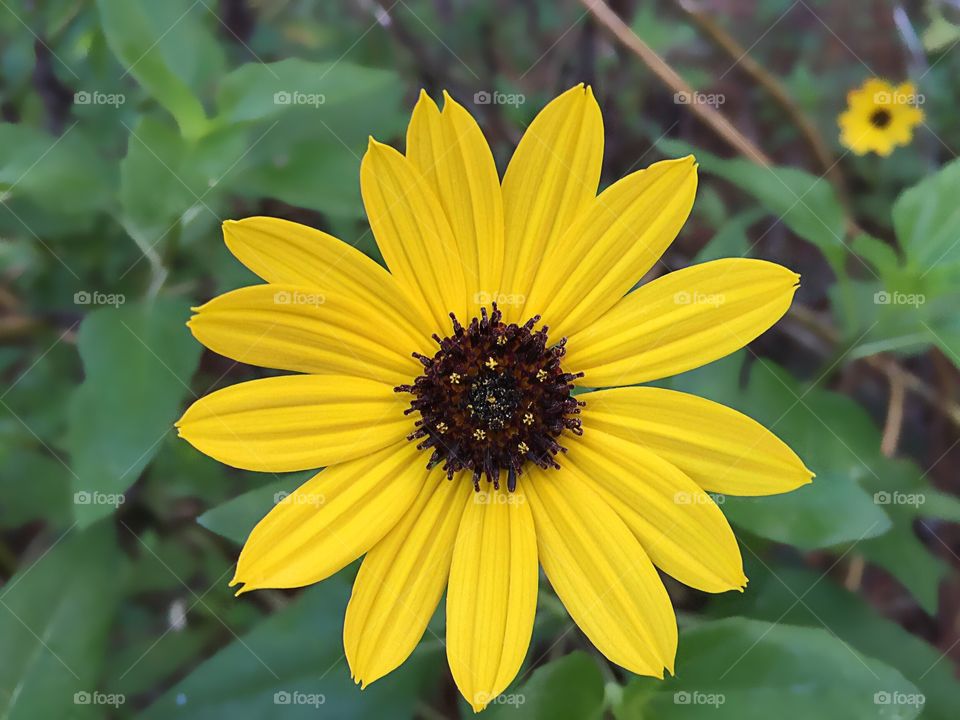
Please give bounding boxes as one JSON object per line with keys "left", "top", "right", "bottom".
{"left": 880, "top": 364, "right": 906, "bottom": 457}
{"left": 788, "top": 305, "right": 960, "bottom": 430}
{"left": 579, "top": 0, "right": 773, "bottom": 166}
{"left": 675, "top": 0, "right": 851, "bottom": 211}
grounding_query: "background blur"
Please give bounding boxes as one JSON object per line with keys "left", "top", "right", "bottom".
{"left": 2, "top": 0, "right": 960, "bottom": 718}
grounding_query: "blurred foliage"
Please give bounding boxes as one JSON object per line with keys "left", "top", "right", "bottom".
{"left": 2, "top": 0, "right": 960, "bottom": 718}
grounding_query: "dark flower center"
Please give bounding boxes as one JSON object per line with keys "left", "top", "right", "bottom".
{"left": 870, "top": 108, "right": 892, "bottom": 129}
{"left": 396, "top": 304, "right": 583, "bottom": 492}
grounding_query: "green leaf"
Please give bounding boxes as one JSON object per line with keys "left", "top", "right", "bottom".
{"left": 860, "top": 518, "right": 945, "bottom": 615}
{"left": 215, "top": 58, "right": 401, "bottom": 125}
{"left": 710, "top": 565, "right": 960, "bottom": 720}
{"left": 483, "top": 652, "right": 605, "bottom": 720}
{"left": 0, "top": 123, "right": 113, "bottom": 216}
{"left": 197, "top": 473, "right": 312, "bottom": 545}
{"left": 66, "top": 298, "right": 201, "bottom": 527}
{"left": 0, "top": 446, "right": 71, "bottom": 528}
{"left": 119, "top": 116, "right": 198, "bottom": 243}
{"left": 140, "top": 576, "right": 441, "bottom": 719}
{"left": 0, "top": 523, "right": 127, "bottom": 720}
{"left": 893, "top": 156, "right": 960, "bottom": 269}
{"left": 95, "top": 0, "right": 210, "bottom": 138}
{"left": 659, "top": 139, "right": 847, "bottom": 269}
{"left": 693, "top": 209, "right": 761, "bottom": 263}
{"left": 670, "top": 357, "right": 891, "bottom": 549}
{"left": 858, "top": 458, "right": 956, "bottom": 615}
{"left": 234, "top": 136, "right": 366, "bottom": 218}
{"left": 616, "top": 618, "right": 923, "bottom": 720}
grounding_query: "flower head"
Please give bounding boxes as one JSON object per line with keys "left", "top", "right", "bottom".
{"left": 838, "top": 78, "right": 924, "bottom": 156}
{"left": 177, "top": 85, "right": 813, "bottom": 712}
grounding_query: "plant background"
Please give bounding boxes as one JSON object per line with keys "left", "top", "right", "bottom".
{"left": 2, "top": 0, "right": 960, "bottom": 718}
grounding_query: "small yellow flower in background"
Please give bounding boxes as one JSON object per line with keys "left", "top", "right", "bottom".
{"left": 839, "top": 78, "right": 924, "bottom": 156}
{"left": 176, "top": 85, "right": 813, "bottom": 712}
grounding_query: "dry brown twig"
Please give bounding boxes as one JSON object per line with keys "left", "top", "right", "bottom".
{"left": 582, "top": 0, "right": 959, "bottom": 431}
{"left": 674, "top": 0, "right": 852, "bottom": 212}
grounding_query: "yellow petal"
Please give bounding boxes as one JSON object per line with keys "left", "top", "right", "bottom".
{"left": 525, "top": 466, "right": 676, "bottom": 676}
{"left": 580, "top": 386, "right": 813, "bottom": 495}
{"left": 345, "top": 468, "right": 471, "bottom": 687}
{"left": 222, "top": 216, "right": 435, "bottom": 339}
{"left": 406, "top": 91, "right": 504, "bottom": 307}
{"left": 188, "top": 283, "right": 427, "bottom": 386}
{"left": 500, "top": 85, "right": 602, "bottom": 321}
{"left": 447, "top": 487, "right": 538, "bottom": 712}
{"left": 231, "top": 442, "right": 425, "bottom": 593}
{"left": 566, "top": 430, "right": 746, "bottom": 593}
{"left": 565, "top": 259, "right": 800, "bottom": 386}
{"left": 176, "top": 375, "right": 411, "bottom": 472}
{"left": 526, "top": 157, "right": 698, "bottom": 338}
{"left": 361, "top": 137, "right": 468, "bottom": 330}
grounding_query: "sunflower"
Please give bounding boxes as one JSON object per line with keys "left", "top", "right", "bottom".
{"left": 177, "top": 85, "right": 812, "bottom": 712}
{"left": 838, "top": 78, "right": 924, "bottom": 156}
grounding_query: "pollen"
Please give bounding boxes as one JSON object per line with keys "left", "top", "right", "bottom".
{"left": 396, "top": 304, "right": 584, "bottom": 492}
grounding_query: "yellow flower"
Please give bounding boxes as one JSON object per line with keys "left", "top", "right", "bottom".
{"left": 838, "top": 78, "right": 924, "bottom": 156}
{"left": 177, "top": 85, "right": 812, "bottom": 712}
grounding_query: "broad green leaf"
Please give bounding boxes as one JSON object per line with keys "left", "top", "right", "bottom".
{"left": 710, "top": 565, "right": 960, "bottom": 720}
{"left": 119, "top": 116, "right": 198, "bottom": 244}
{"left": 616, "top": 618, "right": 923, "bottom": 720}
{"left": 95, "top": 0, "right": 210, "bottom": 138}
{"left": 66, "top": 298, "right": 201, "bottom": 527}
{"left": 215, "top": 58, "right": 401, "bottom": 125}
{"left": 659, "top": 139, "right": 847, "bottom": 269}
{"left": 670, "top": 357, "right": 891, "bottom": 548}
{"left": 722, "top": 363, "right": 890, "bottom": 547}
{"left": 234, "top": 136, "right": 366, "bottom": 218}
{"left": 140, "top": 576, "right": 441, "bottom": 719}
{"left": 0, "top": 446, "right": 70, "bottom": 528}
{"left": 197, "top": 473, "right": 312, "bottom": 545}
{"left": 0, "top": 523, "right": 126, "bottom": 719}
{"left": 0, "top": 123, "right": 113, "bottom": 216}
{"left": 893, "top": 155, "right": 960, "bottom": 269}
{"left": 859, "top": 458, "right": 958, "bottom": 615}
{"left": 860, "top": 518, "right": 945, "bottom": 615}
{"left": 693, "top": 209, "right": 761, "bottom": 263}
{"left": 483, "top": 652, "right": 605, "bottom": 720}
